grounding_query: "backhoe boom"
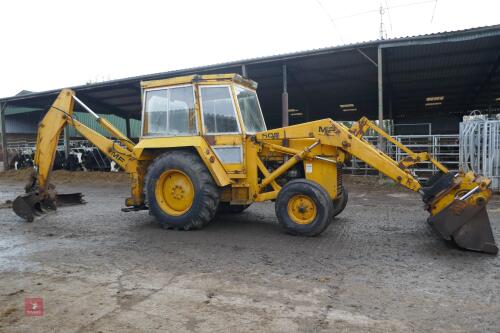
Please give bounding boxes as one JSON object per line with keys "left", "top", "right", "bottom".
{"left": 12, "top": 89, "right": 141, "bottom": 221}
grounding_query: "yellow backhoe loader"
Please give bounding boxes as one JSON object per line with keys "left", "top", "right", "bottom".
{"left": 12, "top": 74, "right": 498, "bottom": 254}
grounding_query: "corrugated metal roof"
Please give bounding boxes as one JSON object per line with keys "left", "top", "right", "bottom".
{"left": 2, "top": 24, "right": 500, "bottom": 103}
{"left": 1, "top": 24, "right": 500, "bottom": 133}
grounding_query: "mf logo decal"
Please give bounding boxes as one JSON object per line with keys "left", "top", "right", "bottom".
{"left": 318, "top": 126, "right": 337, "bottom": 136}
{"left": 110, "top": 151, "right": 125, "bottom": 163}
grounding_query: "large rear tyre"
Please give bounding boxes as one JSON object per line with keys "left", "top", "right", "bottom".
{"left": 275, "top": 179, "right": 333, "bottom": 236}
{"left": 145, "top": 150, "right": 219, "bottom": 230}
{"left": 332, "top": 187, "right": 348, "bottom": 218}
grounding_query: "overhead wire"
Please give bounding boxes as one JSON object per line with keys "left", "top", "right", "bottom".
{"left": 314, "top": 0, "right": 346, "bottom": 44}
{"left": 384, "top": 0, "right": 394, "bottom": 34}
{"left": 333, "top": 0, "right": 436, "bottom": 21}
{"left": 314, "top": 0, "right": 437, "bottom": 43}
{"left": 430, "top": 0, "right": 438, "bottom": 23}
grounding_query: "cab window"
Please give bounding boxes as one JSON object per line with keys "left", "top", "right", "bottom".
{"left": 143, "top": 85, "right": 197, "bottom": 136}
{"left": 200, "top": 86, "right": 240, "bottom": 134}
{"left": 235, "top": 86, "right": 267, "bottom": 133}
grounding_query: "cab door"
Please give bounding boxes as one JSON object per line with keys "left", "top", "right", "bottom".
{"left": 198, "top": 85, "right": 245, "bottom": 178}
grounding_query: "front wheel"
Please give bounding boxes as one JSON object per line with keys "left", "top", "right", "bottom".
{"left": 145, "top": 150, "right": 219, "bottom": 230}
{"left": 275, "top": 179, "right": 333, "bottom": 236}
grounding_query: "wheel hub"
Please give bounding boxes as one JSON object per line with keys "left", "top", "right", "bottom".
{"left": 155, "top": 169, "right": 194, "bottom": 216}
{"left": 287, "top": 194, "right": 317, "bottom": 225}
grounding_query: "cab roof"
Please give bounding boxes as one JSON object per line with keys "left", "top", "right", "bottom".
{"left": 140, "top": 74, "right": 258, "bottom": 90}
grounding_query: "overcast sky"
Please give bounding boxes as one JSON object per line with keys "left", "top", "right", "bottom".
{"left": 0, "top": 0, "right": 498, "bottom": 98}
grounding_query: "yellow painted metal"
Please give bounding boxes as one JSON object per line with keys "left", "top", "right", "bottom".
{"left": 350, "top": 117, "right": 449, "bottom": 173}
{"left": 29, "top": 89, "right": 147, "bottom": 207}
{"left": 428, "top": 171, "right": 492, "bottom": 216}
{"left": 256, "top": 119, "right": 422, "bottom": 192}
{"left": 133, "top": 136, "right": 231, "bottom": 187}
{"left": 34, "top": 89, "right": 75, "bottom": 195}
{"left": 97, "top": 117, "right": 135, "bottom": 151}
{"left": 258, "top": 141, "right": 319, "bottom": 191}
{"left": 254, "top": 190, "right": 280, "bottom": 202}
{"left": 304, "top": 159, "right": 338, "bottom": 198}
{"left": 70, "top": 118, "right": 137, "bottom": 172}
{"left": 287, "top": 194, "right": 317, "bottom": 225}
{"left": 206, "top": 134, "right": 246, "bottom": 175}
{"left": 255, "top": 157, "right": 281, "bottom": 191}
{"left": 155, "top": 169, "right": 194, "bottom": 216}
{"left": 141, "top": 74, "right": 257, "bottom": 91}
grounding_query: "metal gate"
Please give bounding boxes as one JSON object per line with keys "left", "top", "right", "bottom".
{"left": 344, "top": 134, "right": 460, "bottom": 181}
{"left": 460, "top": 120, "right": 500, "bottom": 192}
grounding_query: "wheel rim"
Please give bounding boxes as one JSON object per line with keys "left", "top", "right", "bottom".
{"left": 155, "top": 169, "right": 194, "bottom": 216}
{"left": 287, "top": 194, "right": 317, "bottom": 225}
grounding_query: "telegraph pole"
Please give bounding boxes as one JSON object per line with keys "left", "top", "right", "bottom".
{"left": 379, "top": 4, "right": 386, "bottom": 40}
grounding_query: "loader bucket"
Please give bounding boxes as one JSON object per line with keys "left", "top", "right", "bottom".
{"left": 422, "top": 171, "right": 498, "bottom": 254}
{"left": 12, "top": 192, "right": 85, "bottom": 222}
{"left": 428, "top": 199, "right": 498, "bottom": 254}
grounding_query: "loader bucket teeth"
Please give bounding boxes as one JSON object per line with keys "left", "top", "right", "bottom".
{"left": 428, "top": 199, "right": 498, "bottom": 254}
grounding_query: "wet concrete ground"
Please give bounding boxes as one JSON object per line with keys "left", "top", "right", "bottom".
{"left": 0, "top": 174, "right": 499, "bottom": 332}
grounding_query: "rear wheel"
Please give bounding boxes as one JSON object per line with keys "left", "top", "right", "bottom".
{"left": 275, "top": 179, "right": 333, "bottom": 236}
{"left": 332, "top": 187, "right": 348, "bottom": 217}
{"left": 145, "top": 150, "right": 219, "bottom": 230}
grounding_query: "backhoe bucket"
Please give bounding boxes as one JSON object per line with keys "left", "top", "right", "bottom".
{"left": 428, "top": 199, "right": 498, "bottom": 254}
{"left": 12, "top": 192, "right": 85, "bottom": 222}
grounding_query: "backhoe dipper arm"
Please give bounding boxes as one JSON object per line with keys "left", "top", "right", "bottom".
{"left": 32, "top": 89, "right": 137, "bottom": 196}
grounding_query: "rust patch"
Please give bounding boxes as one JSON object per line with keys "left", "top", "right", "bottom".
{"left": 204, "top": 135, "right": 216, "bottom": 145}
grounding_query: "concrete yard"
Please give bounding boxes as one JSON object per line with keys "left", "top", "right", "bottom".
{"left": 0, "top": 171, "right": 499, "bottom": 332}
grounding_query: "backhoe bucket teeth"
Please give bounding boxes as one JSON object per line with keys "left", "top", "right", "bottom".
{"left": 55, "top": 193, "right": 86, "bottom": 206}
{"left": 12, "top": 192, "right": 85, "bottom": 222}
{"left": 428, "top": 200, "right": 498, "bottom": 254}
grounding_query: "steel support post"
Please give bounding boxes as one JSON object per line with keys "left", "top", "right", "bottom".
{"left": 241, "top": 64, "right": 247, "bottom": 78}
{"left": 282, "top": 64, "right": 289, "bottom": 127}
{"left": 377, "top": 47, "right": 385, "bottom": 179}
{"left": 125, "top": 115, "right": 132, "bottom": 139}
{"left": 63, "top": 125, "right": 70, "bottom": 159}
{"left": 377, "top": 47, "right": 384, "bottom": 151}
{"left": 0, "top": 103, "right": 8, "bottom": 171}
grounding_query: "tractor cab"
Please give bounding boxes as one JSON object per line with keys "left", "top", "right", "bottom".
{"left": 140, "top": 74, "right": 266, "bottom": 136}
{"left": 139, "top": 74, "right": 267, "bottom": 171}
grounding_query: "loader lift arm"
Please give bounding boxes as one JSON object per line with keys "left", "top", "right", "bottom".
{"left": 256, "top": 118, "right": 423, "bottom": 192}
{"left": 350, "top": 116, "right": 449, "bottom": 173}
{"left": 255, "top": 117, "right": 497, "bottom": 254}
